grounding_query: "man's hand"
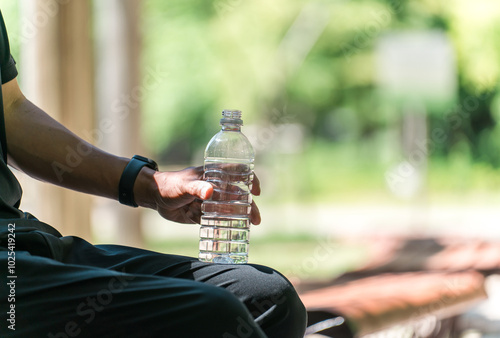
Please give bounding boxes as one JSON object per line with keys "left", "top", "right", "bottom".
{"left": 2, "top": 78, "right": 260, "bottom": 226}
{"left": 134, "top": 166, "right": 261, "bottom": 225}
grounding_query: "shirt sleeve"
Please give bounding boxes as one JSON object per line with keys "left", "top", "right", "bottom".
{"left": 0, "top": 10, "right": 18, "bottom": 84}
{"left": 2, "top": 55, "right": 18, "bottom": 84}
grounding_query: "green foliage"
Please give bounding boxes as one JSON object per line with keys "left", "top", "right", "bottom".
{"left": 139, "top": 0, "right": 500, "bottom": 208}
{"left": 140, "top": 0, "right": 500, "bottom": 175}
{"left": 0, "top": 1, "right": 20, "bottom": 60}
{"left": 2, "top": 0, "right": 499, "bottom": 201}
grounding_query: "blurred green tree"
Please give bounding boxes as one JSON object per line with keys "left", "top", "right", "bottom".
{"left": 138, "top": 0, "right": 500, "bottom": 197}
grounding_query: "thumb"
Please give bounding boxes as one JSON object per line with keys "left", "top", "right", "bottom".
{"left": 184, "top": 180, "right": 213, "bottom": 200}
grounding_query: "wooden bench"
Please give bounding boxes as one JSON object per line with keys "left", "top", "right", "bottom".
{"left": 297, "top": 236, "right": 498, "bottom": 337}
{"left": 301, "top": 271, "right": 486, "bottom": 337}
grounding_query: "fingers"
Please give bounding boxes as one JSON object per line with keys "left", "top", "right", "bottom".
{"left": 250, "top": 173, "right": 261, "bottom": 223}
{"left": 185, "top": 166, "right": 260, "bottom": 197}
{"left": 250, "top": 200, "right": 261, "bottom": 225}
{"left": 181, "top": 185, "right": 260, "bottom": 225}
{"left": 251, "top": 173, "right": 261, "bottom": 196}
{"left": 184, "top": 180, "right": 213, "bottom": 200}
{"left": 158, "top": 166, "right": 261, "bottom": 225}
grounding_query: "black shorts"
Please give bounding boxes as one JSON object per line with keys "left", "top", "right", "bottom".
{"left": 0, "top": 218, "right": 306, "bottom": 338}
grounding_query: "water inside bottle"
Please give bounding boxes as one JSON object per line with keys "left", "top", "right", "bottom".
{"left": 199, "top": 157, "right": 254, "bottom": 264}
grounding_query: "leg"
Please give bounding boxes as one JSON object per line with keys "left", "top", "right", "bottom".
{"left": 6, "top": 229, "right": 307, "bottom": 337}
{"left": 47, "top": 236, "right": 307, "bottom": 337}
{"left": 1, "top": 251, "right": 267, "bottom": 338}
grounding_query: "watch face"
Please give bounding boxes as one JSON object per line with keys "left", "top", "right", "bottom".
{"left": 133, "top": 155, "right": 158, "bottom": 170}
{"left": 148, "top": 160, "right": 159, "bottom": 171}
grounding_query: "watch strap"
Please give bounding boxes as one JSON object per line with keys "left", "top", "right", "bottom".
{"left": 118, "top": 155, "right": 158, "bottom": 207}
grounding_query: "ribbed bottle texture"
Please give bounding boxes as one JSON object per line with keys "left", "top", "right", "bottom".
{"left": 199, "top": 110, "right": 255, "bottom": 264}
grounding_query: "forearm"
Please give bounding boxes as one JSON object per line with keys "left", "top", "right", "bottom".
{"left": 6, "top": 96, "right": 130, "bottom": 200}
{"left": 1, "top": 79, "right": 256, "bottom": 225}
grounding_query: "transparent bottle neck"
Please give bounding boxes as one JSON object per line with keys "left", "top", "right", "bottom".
{"left": 220, "top": 110, "right": 243, "bottom": 131}
{"left": 221, "top": 123, "right": 241, "bottom": 131}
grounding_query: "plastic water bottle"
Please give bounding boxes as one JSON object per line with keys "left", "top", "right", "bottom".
{"left": 199, "top": 110, "right": 255, "bottom": 264}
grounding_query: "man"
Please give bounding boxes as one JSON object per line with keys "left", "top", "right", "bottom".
{"left": 0, "top": 10, "right": 306, "bottom": 338}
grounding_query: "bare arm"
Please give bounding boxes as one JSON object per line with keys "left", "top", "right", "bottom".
{"left": 2, "top": 78, "right": 261, "bottom": 224}
{"left": 3, "top": 78, "right": 129, "bottom": 199}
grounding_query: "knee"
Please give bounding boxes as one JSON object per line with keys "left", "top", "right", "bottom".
{"left": 194, "top": 286, "right": 266, "bottom": 337}
{"left": 243, "top": 264, "right": 304, "bottom": 309}
{"left": 199, "top": 285, "right": 247, "bottom": 315}
{"left": 241, "top": 265, "right": 307, "bottom": 336}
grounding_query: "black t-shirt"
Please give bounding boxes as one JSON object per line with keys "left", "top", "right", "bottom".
{"left": 0, "top": 10, "right": 24, "bottom": 219}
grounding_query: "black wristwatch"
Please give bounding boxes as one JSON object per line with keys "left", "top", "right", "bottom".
{"left": 118, "top": 155, "right": 158, "bottom": 207}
